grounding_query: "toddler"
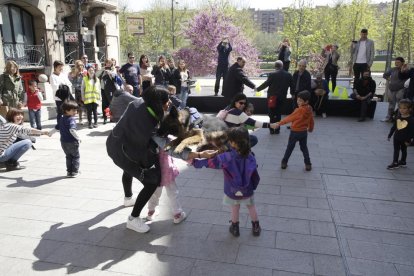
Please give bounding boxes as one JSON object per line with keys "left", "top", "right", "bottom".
{"left": 23, "top": 80, "right": 43, "bottom": 130}
{"left": 193, "top": 126, "right": 261, "bottom": 237}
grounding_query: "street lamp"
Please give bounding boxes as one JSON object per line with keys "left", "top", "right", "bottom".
{"left": 386, "top": 0, "right": 408, "bottom": 71}
{"left": 171, "top": 0, "right": 178, "bottom": 49}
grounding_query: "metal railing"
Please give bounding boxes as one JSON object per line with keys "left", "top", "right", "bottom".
{"left": 2, "top": 43, "right": 45, "bottom": 68}
{"left": 64, "top": 47, "right": 106, "bottom": 65}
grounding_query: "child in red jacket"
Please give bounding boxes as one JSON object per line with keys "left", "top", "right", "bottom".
{"left": 23, "top": 80, "right": 43, "bottom": 130}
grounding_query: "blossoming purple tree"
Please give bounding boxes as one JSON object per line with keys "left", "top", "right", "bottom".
{"left": 174, "top": 9, "right": 260, "bottom": 76}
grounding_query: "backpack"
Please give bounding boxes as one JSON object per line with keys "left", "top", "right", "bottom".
{"left": 187, "top": 107, "right": 203, "bottom": 129}
{"left": 55, "top": 84, "right": 74, "bottom": 102}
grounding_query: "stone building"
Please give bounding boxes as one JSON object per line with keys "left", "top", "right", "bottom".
{"left": 250, "top": 9, "right": 284, "bottom": 33}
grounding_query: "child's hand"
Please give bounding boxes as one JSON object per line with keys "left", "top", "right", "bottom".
{"left": 201, "top": 150, "right": 218, "bottom": 159}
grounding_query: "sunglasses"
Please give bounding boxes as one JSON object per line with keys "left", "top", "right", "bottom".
{"left": 238, "top": 101, "right": 247, "bottom": 105}
{"left": 82, "top": 57, "right": 87, "bottom": 59}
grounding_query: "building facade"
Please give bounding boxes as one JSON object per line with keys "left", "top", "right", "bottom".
{"left": 250, "top": 9, "right": 284, "bottom": 33}
{"left": 0, "top": 0, "right": 120, "bottom": 84}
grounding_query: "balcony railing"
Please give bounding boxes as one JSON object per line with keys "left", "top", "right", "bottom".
{"left": 3, "top": 43, "right": 45, "bottom": 68}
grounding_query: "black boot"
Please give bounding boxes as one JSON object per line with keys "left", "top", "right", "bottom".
{"left": 252, "top": 221, "right": 261, "bottom": 236}
{"left": 229, "top": 221, "right": 240, "bottom": 237}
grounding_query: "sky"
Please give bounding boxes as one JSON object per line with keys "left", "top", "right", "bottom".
{"left": 122, "top": 0, "right": 388, "bottom": 12}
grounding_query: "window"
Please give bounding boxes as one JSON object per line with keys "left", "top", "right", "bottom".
{"left": 1, "top": 4, "right": 34, "bottom": 44}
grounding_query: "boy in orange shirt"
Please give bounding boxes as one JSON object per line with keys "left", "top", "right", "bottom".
{"left": 275, "top": 90, "right": 314, "bottom": 171}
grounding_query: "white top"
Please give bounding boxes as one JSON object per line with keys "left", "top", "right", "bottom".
{"left": 356, "top": 40, "right": 367, "bottom": 64}
{"left": 50, "top": 72, "right": 73, "bottom": 101}
{"left": 180, "top": 71, "right": 189, "bottom": 87}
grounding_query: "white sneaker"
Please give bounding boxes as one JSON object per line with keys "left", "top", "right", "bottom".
{"left": 124, "top": 195, "right": 137, "bottom": 207}
{"left": 173, "top": 211, "right": 187, "bottom": 224}
{"left": 146, "top": 209, "right": 160, "bottom": 221}
{"left": 322, "top": 113, "right": 327, "bottom": 118}
{"left": 126, "top": 216, "right": 150, "bottom": 233}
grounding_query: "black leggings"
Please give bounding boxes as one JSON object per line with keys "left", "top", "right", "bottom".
{"left": 393, "top": 139, "right": 407, "bottom": 163}
{"left": 85, "top": 102, "right": 98, "bottom": 124}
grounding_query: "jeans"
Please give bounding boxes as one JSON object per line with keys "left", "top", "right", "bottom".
{"left": 324, "top": 65, "right": 338, "bottom": 92}
{"left": 28, "top": 109, "right": 42, "bottom": 130}
{"left": 101, "top": 89, "right": 112, "bottom": 120}
{"left": 0, "top": 139, "right": 32, "bottom": 163}
{"left": 386, "top": 88, "right": 405, "bottom": 119}
{"left": 215, "top": 65, "right": 228, "bottom": 94}
{"left": 85, "top": 102, "right": 98, "bottom": 125}
{"left": 283, "top": 61, "right": 290, "bottom": 71}
{"left": 61, "top": 141, "right": 80, "bottom": 173}
{"left": 353, "top": 97, "right": 370, "bottom": 119}
{"left": 178, "top": 86, "right": 189, "bottom": 109}
{"left": 249, "top": 134, "right": 258, "bottom": 148}
{"left": 282, "top": 130, "right": 311, "bottom": 165}
{"left": 55, "top": 101, "right": 63, "bottom": 130}
{"left": 148, "top": 182, "right": 183, "bottom": 216}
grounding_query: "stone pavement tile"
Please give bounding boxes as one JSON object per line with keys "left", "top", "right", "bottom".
{"left": 254, "top": 193, "right": 308, "bottom": 207}
{"left": 181, "top": 196, "right": 223, "bottom": 211}
{"left": 280, "top": 170, "right": 322, "bottom": 181}
{"left": 310, "top": 221, "right": 337, "bottom": 237}
{"left": 257, "top": 184, "right": 281, "bottom": 195}
{"left": 200, "top": 188, "right": 227, "bottom": 199}
{"left": 346, "top": 257, "right": 399, "bottom": 276}
{"left": 206, "top": 224, "right": 276, "bottom": 248}
{"left": 0, "top": 234, "right": 62, "bottom": 261}
{"left": 272, "top": 271, "right": 312, "bottom": 276}
{"left": 68, "top": 267, "right": 127, "bottom": 275}
{"left": 338, "top": 226, "right": 414, "bottom": 247}
{"left": 324, "top": 180, "right": 358, "bottom": 192}
{"left": 0, "top": 256, "right": 69, "bottom": 275}
{"left": 395, "top": 264, "right": 414, "bottom": 276}
{"left": 41, "top": 207, "right": 119, "bottom": 225}
{"left": 163, "top": 237, "right": 239, "bottom": 263}
{"left": 346, "top": 169, "right": 396, "bottom": 179}
{"left": 274, "top": 205, "right": 332, "bottom": 222}
{"left": 354, "top": 182, "right": 414, "bottom": 199}
{"left": 0, "top": 190, "right": 46, "bottom": 204}
{"left": 337, "top": 210, "right": 409, "bottom": 231}
{"left": 179, "top": 186, "right": 207, "bottom": 197}
{"left": 313, "top": 254, "right": 346, "bottom": 276}
{"left": 326, "top": 189, "right": 395, "bottom": 201}
{"left": 0, "top": 203, "right": 49, "bottom": 220}
{"left": 307, "top": 197, "right": 330, "bottom": 209}
{"left": 31, "top": 194, "right": 91, "bottom": 209}
{"left": 276, "top": 232, "right": 340, "bottom": 256}
{"left": 105, "top": 251, "right": 194, "bottom": 276}
{"left": 76, "top": 187, "right": 122, "bottom": 201}
{"left": 329, "top": 197, "right": 368, "bottom": 213}
{"left": 236, "top": 245, "right": 314, "bottom": 274}
{"left": 190, "top": 259, "right": 273, "bottom": 276}
{"left": 403, "top": 218, "right": 414, "bottom": 230}
{"left": 362, "top": 199, "right": 414, "bottom": 219}
{"left": 186, "top": 209, "right": 248, "bottom": 227}
{"left": 280, "top": 186, "right": 326, "bottom": 198}
{"left": 78, "top": 199, "right": 125, "bottom": 212}
{"left": 347, "top": 239, "right": 414, "bottom": 265}
{"left": 259, "top": 216, "right": 310, "bottom": 234}
{"left": 43, "top": 242, "right": 127, "bottom": 270}
{"left": 0, "top": 217, "right": 55, "bottom": 239}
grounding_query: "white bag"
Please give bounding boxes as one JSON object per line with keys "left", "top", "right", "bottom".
{"left": 405, "top": 78, "right": 410, "bottom": 89}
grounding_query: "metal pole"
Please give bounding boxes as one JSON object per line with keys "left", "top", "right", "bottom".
{"left": 76, "top": 0, "right": 85, "bottom": 58}
{"left": 387, "top": 0, "right": 399, "bottom": 71}
{"left": 171, "top": 0, "right": 175, "bottom": 49}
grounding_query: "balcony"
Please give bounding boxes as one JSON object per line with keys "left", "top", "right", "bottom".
{"left": 85, "top": 0, "right": 118, "bottom": 10}
{"left": 2, "top": 43, "right": 45, "bottom": 69}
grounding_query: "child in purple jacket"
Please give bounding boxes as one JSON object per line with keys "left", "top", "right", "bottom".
{"left": 192, "top": 126, "right": 261, "bottom": 237}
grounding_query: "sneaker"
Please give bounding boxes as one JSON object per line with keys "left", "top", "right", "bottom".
{"left": 398, "top": 160, "right": 407, "bottom": 168}
{"left": 269, "top": 128, "right": 275, "bottom": 135}
{"left": 387, "top": 162, "right": 399, "bottom": 170}
{"left": 126, "top": 216, "right": 150, "bottom": 233}
{"left": 322, "top": 113, "right": 327, "bottom": 118}
{"left": 71, "top": 172, "right": 80, "bottom": 178}
{"left": 251, "top": 221, "right": 261, "bottom": 236}
{"left": 305, "top": 164, "right": 312, "bottom": 171}
{"left": 173, "top": 211, "right": 187, "bottom": 224}
{"left": 5, "top": 161, "right": 25, "bottom": 171}
{"left": 66, "top": 172, "right": 72, "bottom": 178}
{"left": 0, "top": 162, "right": 6, "bottom": 168}
{"left": 357, "top": 117, "right": 366, "bottom": 122}
{"left": 146, "top": 209, "right": 160, "bottom": 221}
{"left": 103, "top": 118, "right": 107, "bottom": 125}
{"left": 93, "top": 123, "right": 98, "bottom": 128}
{"left": 88, "top": 123, "right": 93, "bottom": 129}
{"left": 124, "top": 195, "right": 137, "bottom": 207}
{"left": 281, "top": 161, "right": 287, "bottom": 169}
{"left": 229, "top": 221, "right": 240, "bottom": 237}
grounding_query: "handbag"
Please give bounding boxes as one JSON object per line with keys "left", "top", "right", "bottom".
{"left": 267, "top": 95, "right": 277, "bottom": 108}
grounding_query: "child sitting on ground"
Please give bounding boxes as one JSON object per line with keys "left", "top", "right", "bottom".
{"left": 274, "top": 90, "right": 314, "bottom": 171}
{"left": 387, "top": 99, "right": 414, "bottom": 170}
{"left": 192, "top": 126, "right": 261, "bottom": 237}
{"left": 60, "top": 100, "right": 81, "bottom": 177}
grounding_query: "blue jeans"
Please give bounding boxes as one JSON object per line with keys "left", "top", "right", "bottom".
{"left": 282, "top": 130, "right": 311, "bottom": 165}
{"left": 61, "top": 141, "right": 80, "bottom": 173}
{"left": 178, "top": 86, "right": 189, "bottom": 109}
{"left": 29, "top": 109, "right": 42, "bottom": 130}
{"left": 0, "top": 139, "right": 32, "bottom": 163}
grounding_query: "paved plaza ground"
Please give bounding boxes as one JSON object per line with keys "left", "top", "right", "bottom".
{"left": 1, "top": 102, "right": 414, "bottom": 276}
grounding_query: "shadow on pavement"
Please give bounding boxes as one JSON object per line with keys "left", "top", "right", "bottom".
{"left": 2, "top": 175, "right": 67, "bottom": 188}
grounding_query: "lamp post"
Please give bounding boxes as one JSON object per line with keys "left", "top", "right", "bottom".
{"left": 76, "top": 0, "right": 85, "bottom": 58}
{"left": 171, "top": 0, "right": 178, "bottom": 49}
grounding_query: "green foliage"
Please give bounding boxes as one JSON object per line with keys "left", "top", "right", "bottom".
{"left": 253, "top": 32, "right": 281, "bottom": 61}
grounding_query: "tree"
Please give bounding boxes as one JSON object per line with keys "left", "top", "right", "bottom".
{"left": 174, "top": 8, "right": 260, "bottom": 76}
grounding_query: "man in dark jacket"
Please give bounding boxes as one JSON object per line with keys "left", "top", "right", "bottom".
{"left": 257, "top": 60, "right": 294, "bottom": 134}
{"left": 109, "top": 85, "right": 137, "bottom": 122}
{"left": 399, "top": 63, "right": 414, "bottom": 101}
{"left": 214, "top": 39, "right": 232, "bottom": 96}
{"left": 352, "top": 70, "right": 376, "bottom": 122}
{"left": 222, "top": 57, "right": 256, "bottom": 104}
{"left": 292, "top": 60, "right": 312, "bottom": 107}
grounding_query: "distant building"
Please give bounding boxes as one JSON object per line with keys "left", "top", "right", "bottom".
{"left": 250, "top": 9, "right": 284, "bottom": 33}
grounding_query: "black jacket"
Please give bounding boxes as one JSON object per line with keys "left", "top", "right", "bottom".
{"left": 100, "top": 70, "right": 116, "bottom": 102}
{"left": 172, "top": 69, "right": 191, "bottom": 94}
{"left": 292, "top": 70, "right": 312, "bottom": 96}
{"left": 399, "top": 68, "right": 414, "bottom": 100}
{"left": 388, "top": 115, "right": 414, "bottom": 141}
{"left": 354, "top": 77, "right": 376, "bottom": 97}
{"left": 152, "top": 65, "right": 172, "bottom": 86}
{"left": 257, "top": 69, "right": 294, "bottom": 99}
{"left": 222, "top": 62, "right": 255, "bottom": 100}
{"left": 217, "top": 42, "right": 232, "bottom": 66}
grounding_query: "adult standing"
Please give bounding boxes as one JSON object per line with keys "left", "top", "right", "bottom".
{"left": 0, "top": 60, "right": 24, "bottom": 111}
{"left": 173, "top": 59, "right": 191, "bottom": 109}
{"left": 256, "top": 60, "right": 294, "bottom": 134}
{"left": 214, "top": 38, "right": 232, "bottom": 96}
{"left": 139, "top": 55, "right": 153, "bottom": 92}
{"left": 81, "top": 65, "right": 101, "bottom": 129}
{"left": 106, "top": 86, "right": 216, "bottom": 233}
{"left": 277, "top": 38, "right": 292, "bottom": 71}
{"left": 0, "top": 108, "right": 49, "bottom": 170}
{"left": 351, "top": 29, "right": 375, "bottom": 80}
{"left": 351, "top": 70, "right": 376, "bottom": 122}
{"left": 321, "top": 44, "right": 340, "bottom": 93}
{"left": 222, "top": 57, "right": 256, "bottom": 104}
{"left": 50, "top": 60, "right": 73, "bottom": 130}
{"left": 69, "top": 60, "right": 86, "bottom": 124}
{"left": 292, "top": 60, "right": 312, "bottom": 107}
{"left": 100, "top": 59, "right": 117, "bottom": 124}
{"left": 382, "top": 57, "right": 409, "bottom": 122}
{"left": 152, "top": 55, "right": 171, "bottom": 87}
{"left": 399, "top": 63, "right": 414, "bottom": 101}
{"left": 110, "top": 85, "right": 137, "bottom": 122}
{"left": 120, "top": 52, "right": 142, "bottom": 97}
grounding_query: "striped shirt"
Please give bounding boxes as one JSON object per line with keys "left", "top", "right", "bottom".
{"left": 224, "top": 108, "right": 269, "bottom": 128}
{"left": 0, "top": 123, "right": 32, "bottom": 156}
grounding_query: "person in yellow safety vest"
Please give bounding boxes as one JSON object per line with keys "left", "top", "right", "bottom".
{"left": 81, "top": 65, "right": 101, "bottom": 129}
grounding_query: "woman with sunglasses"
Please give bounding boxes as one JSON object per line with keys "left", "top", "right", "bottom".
{"left": 224, "top": 93, "right": 278, "bottom": 147}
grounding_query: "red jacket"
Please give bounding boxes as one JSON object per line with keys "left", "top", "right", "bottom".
{"left": 26, "top": 89, "right": 42, "bottom": 110}
{"left": 279, "top": 104, "right": 314, "bottom": 132}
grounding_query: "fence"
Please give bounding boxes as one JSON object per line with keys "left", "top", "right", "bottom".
{"left": 3, "top": 43, "right": 45, "bottom": 68}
